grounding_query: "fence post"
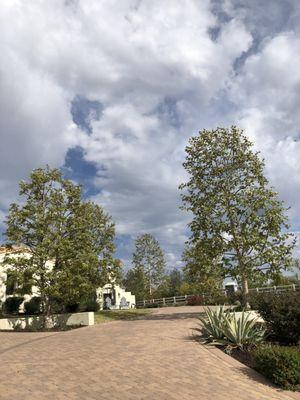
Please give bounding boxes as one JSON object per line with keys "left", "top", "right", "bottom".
{"left": 143, "top": 300, "right": 146, "bottom": 307}
{"left": 163, "top": 298, "right": 165, "bottom": 305}
{"left": 292, "top": 284, "right": 296, "bottom": 291}
{"left": 173, "top": 296, "right": 176, "bottom": 305}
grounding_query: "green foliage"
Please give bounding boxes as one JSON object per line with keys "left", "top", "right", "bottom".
{"left": 249, "top": 292, "right": 300, "bottom": 345}
{"left": 82, "top": 299, "right": 100, "bottom": 312}
{"left": 200, "top": 306, "right": 228, "bottom": 341}
{"left": 4, "top": 296, "right": 24, "bottom": 314}
{"left": 182, "top": 244, "right": 224, "bottom": 298}
{"left": 132, "top": 233, "right": 166, "bottom": 296}
{"left": 269, "top": 271, "right": 299, "bottom": 286}
{"left": 167, "top": 268, "right": 183, "bottom": 296}
{"left": 94, "top": 309, "right": 152, "bottom": 324}
{"left": 220, "top": 311, "right": 265, "bottom": 350}
{"left": 3, "top": 166, "right": 118, "bottom": 316}
{"left": 79, "top": 292, "right": 100, "bottom": 312}
{"left": 24, "top": 296, "right": 41, "bottom": 315}
{"left": 200, "top": 307, "right": 265, "bottom": 350}
{"left": 144, "top": 303, "right": 159, "bottom": 308}
{"left": 124, "top": 268, "right": 148, "bottom": 302}
{"left": 204, "top": 292, "right": 228, "bottom": 306}
{"left": 254, "top": 346, "right": 300, "bottom": 390}
{"left": 180, "top": 126, "right": 295, "bottom": 304}
{"left": 5, "top": 271, "right": 17, "bottom": 295}
{"left": 186, "top": 295, "right": 204, "bottom": 305}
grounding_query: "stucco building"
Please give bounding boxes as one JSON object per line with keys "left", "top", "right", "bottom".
{"left": 0, "top": 246, "right": 135, "bottom": 311}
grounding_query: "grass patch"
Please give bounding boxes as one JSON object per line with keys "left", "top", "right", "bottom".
{"left": 95, "top": 308, "right": 153, "bottom": 324}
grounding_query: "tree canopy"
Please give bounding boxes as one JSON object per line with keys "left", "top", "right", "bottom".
{"left": 131, "top": 233, "right": 166, "bottom": 296}
{"left": 3, "top": 166, "right": 119, "bottom": 316}
{"left": 180, "top": 126, "right": 295, "bottom": 303}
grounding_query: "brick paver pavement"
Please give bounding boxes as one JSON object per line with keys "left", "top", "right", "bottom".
{"left": 0, "top": 306, "right": 299, "bottom": 400}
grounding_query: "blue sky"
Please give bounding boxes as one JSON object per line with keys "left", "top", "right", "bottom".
{"left": 0, "top": 0, "right": 300, "bottom": 270}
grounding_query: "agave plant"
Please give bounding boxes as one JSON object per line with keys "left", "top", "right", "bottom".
{"left": 199, "top": 306, "right": 228, "bottom": 341}
{"left": 220, "top": 311, "right": 266, "bottom": 350}
{"left": 200, "top": 307, "right": 265, "bottom": 351}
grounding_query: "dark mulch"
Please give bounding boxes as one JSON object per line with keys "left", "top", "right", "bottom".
{"left": 225, "top": 347, "right": 256, "bottom": 368}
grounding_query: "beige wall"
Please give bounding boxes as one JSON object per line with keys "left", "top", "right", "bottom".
{"left": 0, "top": 311, "right": 94, "bottom": 330}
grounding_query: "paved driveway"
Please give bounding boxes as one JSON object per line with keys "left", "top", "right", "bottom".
{"left": 0, "top": 306, "right": 299, "bottom": 400}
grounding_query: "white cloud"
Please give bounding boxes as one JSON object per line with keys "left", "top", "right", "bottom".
{"left": 0, "top": 0, "right": 299, "bottom": 267}
{"left": 230, "top": 33, "right": 300, "bottom": 232}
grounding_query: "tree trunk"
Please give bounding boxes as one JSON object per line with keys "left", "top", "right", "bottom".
{"left": 42, "top": 296, "right": 52, "bottom": 329}
{"left": 241, "top": 276, "right": 250, "bottom": 309}
{"left": 149, "top": 273, "right": 152, "bottom": 297}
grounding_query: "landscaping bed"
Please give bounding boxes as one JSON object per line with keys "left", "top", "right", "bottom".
{"left": 198, "top": 291, "right": 300, "bottom": 391}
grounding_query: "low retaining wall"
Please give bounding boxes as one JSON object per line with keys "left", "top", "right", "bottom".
{"left": 0, "top": 311, "right": 94, "bottom": 330}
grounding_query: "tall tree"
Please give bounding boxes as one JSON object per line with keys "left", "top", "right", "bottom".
{"left": 123, "top": 268, "right": 147, "bottom": 302}
{"left": 168, "top": 268, "right": 183, "bottom": 296}
{"left": 132, "top": 233, "right": 166, "bottom": 296}
{"left": 180, "top": 126, "right": 295, "bottom": 304}
{"left": 182, "top": 243, "right": 224, "bottom": 295}
{"left": 3, "top": 166, "right": 117, "bottom": 319}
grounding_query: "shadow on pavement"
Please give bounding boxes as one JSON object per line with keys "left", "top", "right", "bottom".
{"left": 134, "top": 310, "right": 206, "bottom": 321}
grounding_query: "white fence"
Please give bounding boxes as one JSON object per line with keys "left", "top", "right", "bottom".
{"left": 136, "top": 283, "right": 300, "bottom": 308}
{"left": 249, "top": 283, "right": 300, "bottom": 293}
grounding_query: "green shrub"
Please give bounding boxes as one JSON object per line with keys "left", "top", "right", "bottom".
{"left": 65, "top": 303, "right": 80, "bottom": 313}
{"left": 249, "top": 291, "right": 300, "bottom": 345}
{"left": 145, "top": 303, "right": 159, "bottom": 308}
{"left": 254, "top": 345, "right": 300, "bottom": 390}
{"left": 78, "top": 293, "right": 100, "bottom": 312}
{"left": 24, "top": 297, "right": 41, "bottom": 315}
{"left": 49, "top": 297, "right": 64, "bottom": 314}
{"left": 200, "top": 307, "right": 265, "bottom": 351}
{"left": 227, "top": 290, "right": 243, "bottom": 305}
{"left": 207, "top": 293, "right": 228, "bottom": 305}
{"left": 187, "top": 295, "right": 204, "bottom": 306}
{"left": 82, "top": 298, "right": 100, "bottom": 312}
{"left": 4, "top": 296, "right": 24, "bottom": 314}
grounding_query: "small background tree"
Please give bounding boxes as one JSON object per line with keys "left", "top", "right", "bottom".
{"left": 131, "top": 233, "right": 166, "bottom": 297}
{"left": 180, "top": 126, "right": 295, "bottom": 305}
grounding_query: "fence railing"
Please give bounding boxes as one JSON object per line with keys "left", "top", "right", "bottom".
{"left": 248, "top": 283, "right": 300, "bottom": 293}
{"left": 136, "top": 283, "right": 300, "bottom": 308}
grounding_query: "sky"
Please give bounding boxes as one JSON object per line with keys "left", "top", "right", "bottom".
{"left": 0, "top": 0, "right": 300, "bottom": 270}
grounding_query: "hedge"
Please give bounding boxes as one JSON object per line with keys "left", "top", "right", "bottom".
{"left": 3, "top": 296, "right": 24, "bottom": 314}
{"left": 254, "top": 345, "right": 300, "bottom": 391}
{"left": 249, "top": 291, "right": 300, "bottom": 345}
{"left": 24, "top": 297, "right": 41, "bottom": 315}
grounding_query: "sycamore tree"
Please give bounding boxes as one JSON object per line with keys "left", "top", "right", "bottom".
{"left": 182, "top": 243, "right": 225, "bottom": 296}
{"left": 180, "top": 126, "right": 295, "bottom": 305}
{"left": 132, "top": 233, "right": 166, "bottom": 296}
{"left": 3, "top": 166, "right": 118, "bottom": 318}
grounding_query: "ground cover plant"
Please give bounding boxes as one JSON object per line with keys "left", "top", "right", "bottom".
{"left": 94, "top": 309, "right": 153, "bottom": 324}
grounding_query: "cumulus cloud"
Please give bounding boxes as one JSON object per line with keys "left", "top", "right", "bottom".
{"left": 0, "top": 0, "right": 299, "bottom": 266}
{"left": 230, "top": 33, "right": 300, "bottom": 230}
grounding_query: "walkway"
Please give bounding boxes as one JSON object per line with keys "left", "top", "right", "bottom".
{"left": 0, "top": 306, "right": 299, "bottom": 400}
